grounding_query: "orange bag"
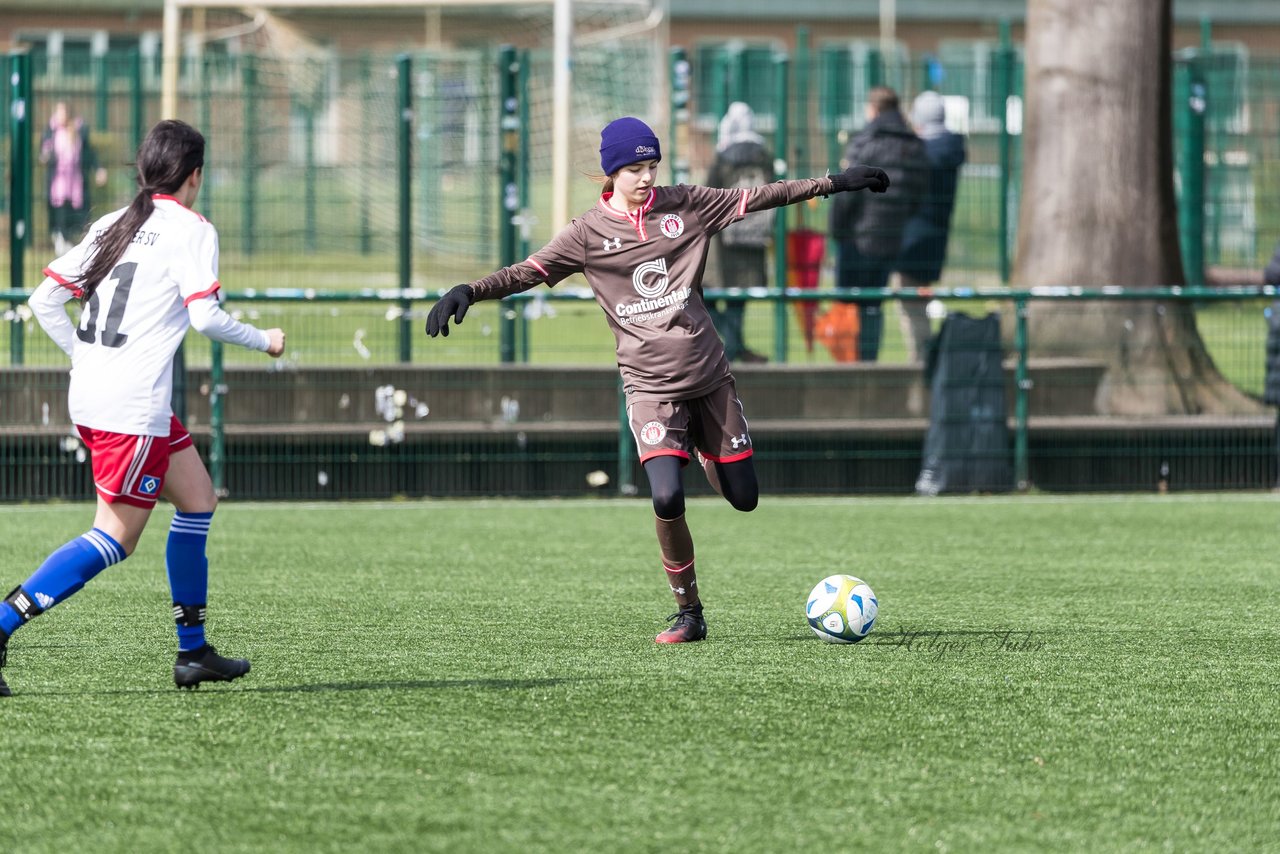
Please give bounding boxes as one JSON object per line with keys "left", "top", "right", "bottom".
{"left": 815, "top": 303, "right": 860, "bottom": 363}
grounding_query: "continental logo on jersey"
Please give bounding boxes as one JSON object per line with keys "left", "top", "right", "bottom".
{"left": 616, "top": 258, "right": 691, "bottom": 323}
{"left": 632, "top": 258, "right": 668, "bottom": 298}
{"left": 659, "top": 214, "right": 684, "bottom": 238}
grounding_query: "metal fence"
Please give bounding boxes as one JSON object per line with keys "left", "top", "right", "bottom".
{"left": 6, "top": 42, "right": 1280, "bottom": 295}
{"left": 2, "top": 287, "right": 1276, "bottom": 501}
{"left": 3, "top": 35, "right": 1280, "bottom": 500}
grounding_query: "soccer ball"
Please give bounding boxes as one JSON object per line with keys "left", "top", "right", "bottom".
{"left": 805, "top": 574, "right": 878, "bottom": 643}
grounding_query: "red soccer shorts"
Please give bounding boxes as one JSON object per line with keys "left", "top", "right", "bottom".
{"left": 76, "top": 414, "right": 193, "bottom": 508}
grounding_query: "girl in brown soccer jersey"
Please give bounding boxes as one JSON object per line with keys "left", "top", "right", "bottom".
{"left": 426, "top": 116, "right": 888, "bottom": 643}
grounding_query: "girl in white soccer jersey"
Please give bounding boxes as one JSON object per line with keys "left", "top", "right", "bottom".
{"left": 0, "top": 120, "right": 285, "bottom": 697}
{"left": 426, "top": 116, "right": 888, "bottom": 643}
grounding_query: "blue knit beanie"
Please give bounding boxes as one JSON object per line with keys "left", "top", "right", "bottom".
{"left": 599, "top": 117, "right": 661, "bottom": 176}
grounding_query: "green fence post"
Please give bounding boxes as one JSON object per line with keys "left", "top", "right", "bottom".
{"left": 617, "top": 374, "right": 634, "bottom": 496}
{"left": 358, "top": 54, "right": 372, "bottom": 255}
{"left": 130, "top": 48, "right": 145, "bottom": 155}
{"left": 209, "top": 340, "right": 226, "bottom": 495}
{"left": 1013, "top": 296, "right": 1030, "bottom": 491}
{"left": 518, "top": 47, "right": 532, "bottom": 362}
{"left": 726, "top": 42, "right": 745, "bottom": 105}
{"left": 866, "top": 47, "right": 883, "bottom": 89}
{"left": 793, "top": 27, "right": 810, "bottom": 179}
{"left": 821, "top": 47, "right": 843, "bottom": 172}
{"left": 1174, "top": 54, "right": 1206, "bottom": 287}
{"left": 242, "top": 53, "right": 256, "bottom": 256}
{"left": 995, "top": 20, "right": 1014, "bottom": 284}
{"left": 772, "top": 52, "right": 790, "bottom": 363}
{"left": 93, "top": 51, "right": 109, "bottom": 133}
{"left": 171, "top": 345, "right": 189, "bottom": 423}
{"left": 418, "top": 54, "right": 441, "bottom": 255}
{"left": 396, "top": 53, "right": 413, "bottom": 362}
{"left": 303, "top": 84, "right": 317, "bottom": 254}
{"left": 8, "top": 50, "right": 32, "bottom": 368}
{"left": 707, "top": 49, "right": 729, "bottom": 125}
{"left": 669, "top": 46, "right": 691, "bottom": 185}
{"left": 198, "top": 52, "right": 213, "bottom": 222}
{"left": 497, "top": 45, "right": 519, "bottom": 364}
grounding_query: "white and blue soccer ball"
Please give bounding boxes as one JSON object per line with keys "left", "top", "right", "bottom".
{"left": 805, "top": 574, "right": 878, "bottom": 643}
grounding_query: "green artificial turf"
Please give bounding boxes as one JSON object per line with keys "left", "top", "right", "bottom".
{"left": 1, "top": 494, "right": 1277, "bottom": 852}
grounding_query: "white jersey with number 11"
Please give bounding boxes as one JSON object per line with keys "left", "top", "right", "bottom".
{"left": 39, "top": 195, "right": 261, "bottom": 437}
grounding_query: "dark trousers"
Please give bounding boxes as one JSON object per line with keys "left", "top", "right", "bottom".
{"left": 836, "top": 242, "right": 894, "bottom": 363}
{"left": 710, "top": 246, "right": 767, "bottom": 361}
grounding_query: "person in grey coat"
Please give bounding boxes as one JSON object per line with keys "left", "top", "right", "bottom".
{"left": 705, "top": 102, "right": 774, "bottom": 364}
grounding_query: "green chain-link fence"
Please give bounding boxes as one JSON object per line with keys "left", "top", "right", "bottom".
{"left": 3, "top": 37, "right": 1280, "bottom": 499}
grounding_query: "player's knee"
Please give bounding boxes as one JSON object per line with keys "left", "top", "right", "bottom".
{"left": 719, "top": 462, "right": 758, "bottom": 512}
{"left": 175, "top": 490, "right": 217, "bottom": 516}
{"left": 650, "top": 485, "right": 685, "bottom": 519}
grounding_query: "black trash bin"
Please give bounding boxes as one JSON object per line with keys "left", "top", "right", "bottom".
{"left": 915, "top": 312, "right": 1014, "bottom": 495}
{"left": 1265, "top": 301, "right": 1280, "bottom": 488}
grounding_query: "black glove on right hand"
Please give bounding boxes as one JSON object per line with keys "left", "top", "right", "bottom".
{"left": 830, "top": 165, "right": 890, "bottom": 194}
{"left": 426, "top": 284, "right": 475, "bottom": 337}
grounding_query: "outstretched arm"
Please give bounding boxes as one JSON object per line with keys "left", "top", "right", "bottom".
{"left": 742, "top": 165, "right": 889, "bottom": 215}
{"left": 426, "top": 223, "right": 586, "bottom": 338}
{"left": 424, "top": 263, "right": 545, "bottom": 338}
{"left": 187, "top": 295, "right": 285, "bottom": 356}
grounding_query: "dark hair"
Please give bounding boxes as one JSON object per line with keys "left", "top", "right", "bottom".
{"left": 71, "top": 119, "right": 205, "bottom": 298}
{"left": 867, "top": 86, "right": 900, "bottom": 115}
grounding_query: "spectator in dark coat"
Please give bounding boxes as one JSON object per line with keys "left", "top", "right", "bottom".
{"left": 829, "top": 87, "right": 928, "bottom": 362}
{"left": 897, "top": 91, "right": 967, "bottom": 362}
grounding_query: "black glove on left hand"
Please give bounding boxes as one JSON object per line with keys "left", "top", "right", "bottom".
{"left": 426, "top": 284, "right": 475, "bottom": 337}
{"left": 830, "top": 165, "right": 890, "bottom": 194}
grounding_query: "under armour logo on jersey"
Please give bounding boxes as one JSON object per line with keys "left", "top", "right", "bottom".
{"left": 730, "top": 433, "right": 749, "bottom": 449}
{"left": 603, "top": 237, "right": 622, "bottom": 251}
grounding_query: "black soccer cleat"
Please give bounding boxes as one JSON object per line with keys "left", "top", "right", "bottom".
{"left": 173, "top": 643, "right": 250, "bottom": 690}
{"left": 655, "top": 605, "right": 708, "bottom": 644}
{"left": 0, "top": 628, "right": 11, "bottom": 698}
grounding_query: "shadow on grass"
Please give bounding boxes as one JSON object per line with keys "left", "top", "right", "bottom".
{"left": 241, "top": 677, "right": 582, "bottom": 694}
{"left": 783, "top": 628, "right": 1060, "bottom": 649}
{"left": 21, "top": 676, "right": 583, "bottom": 698}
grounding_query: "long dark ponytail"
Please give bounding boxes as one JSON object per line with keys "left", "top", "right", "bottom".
{"left": 71, "top": 119, "right": 205, "bottom": 298}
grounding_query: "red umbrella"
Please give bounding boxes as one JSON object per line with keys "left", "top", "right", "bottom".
{"left": 787, "top": 228, "right": 826, "bottom": 353}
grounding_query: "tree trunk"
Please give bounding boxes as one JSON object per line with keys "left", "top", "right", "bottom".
{"left": 1014, "top": 0, "right": 1260, "bottom": 415}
